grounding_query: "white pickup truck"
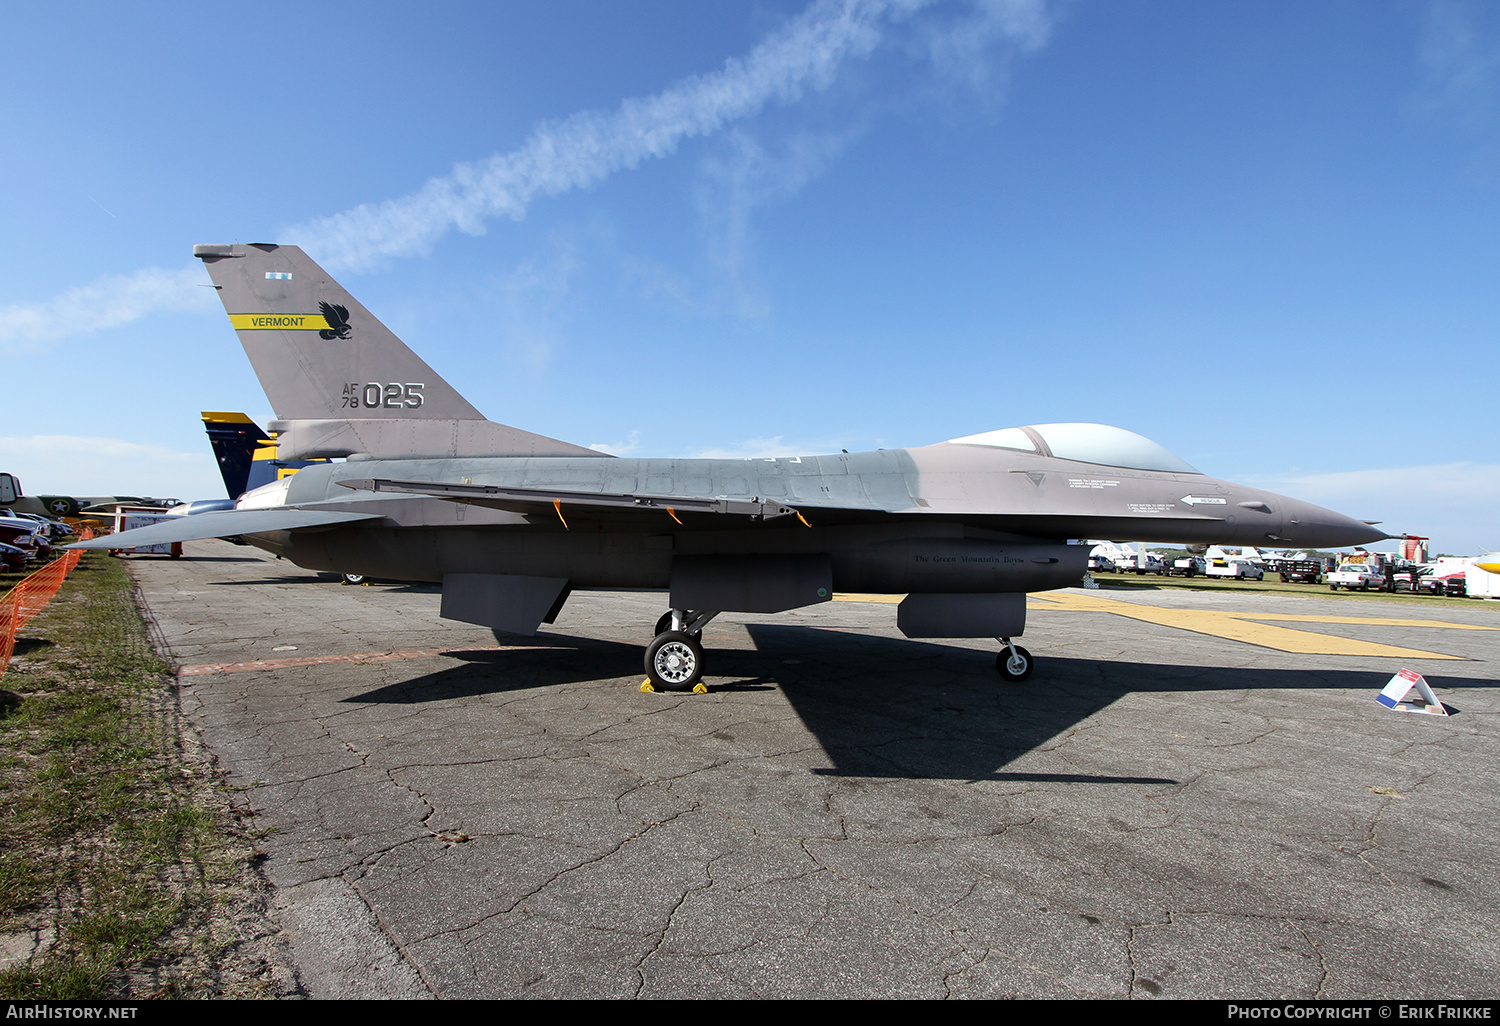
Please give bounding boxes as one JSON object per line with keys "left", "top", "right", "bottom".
{"left": 1327, "top": 562, "right": 1385, "bottom": 591}
{"left": 1207, "top": 557, "right": 1264, "bottom": 580}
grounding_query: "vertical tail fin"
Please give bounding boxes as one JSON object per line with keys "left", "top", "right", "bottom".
{"left": 193, "top": 244, "right": 604, "bottom": 461}
{"left": 201, "top": 412, "right": 269, "bottom": 498}
{"left": 201, "top": 412, "right": 327, "bottom": 498}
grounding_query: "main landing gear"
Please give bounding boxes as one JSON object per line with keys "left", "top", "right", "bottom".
{"left": 643, "top": 609, "right": 719, "bottom": 693}
{"left": 996, "top": 638, "right": 1034, "bottom": 682}
{"left": 642, "top": 613, "right": 1035, "bottom": 690}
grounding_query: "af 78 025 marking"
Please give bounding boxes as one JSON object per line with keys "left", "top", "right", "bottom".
{"left": 340, "top": 383, "right": 426, "bottom": 409}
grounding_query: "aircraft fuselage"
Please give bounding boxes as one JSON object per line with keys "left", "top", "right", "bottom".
{"left": 256, "top": 443, "right": 1379, "bottom": 593}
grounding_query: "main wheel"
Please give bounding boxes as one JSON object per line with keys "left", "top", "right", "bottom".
{"left": 342, "top": 573, "right": 366, "bottom": 586}
{"left": 995, "top": 645, "right": 1034, "bottom": 682}
{"left": 645, "top": 631, "right": 704, "bottom": 692}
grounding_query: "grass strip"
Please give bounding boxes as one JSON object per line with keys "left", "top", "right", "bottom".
{"left": 0, "top": 553, "right": 290, "bottom": 998}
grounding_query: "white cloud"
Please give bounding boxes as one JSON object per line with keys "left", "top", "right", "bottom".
{"left": 0, "top": 436, "right": 224, "bottom": 503}
{"left": 1248, "top": 462, "right": 1500, "bottom": 555}
{"left": 692, "top": 435, "right": 847, "bottom": 459}
{"left": 1411, "top": 0, "right": 1500, "bottom": 133}
{"left": 588, "top": 430, "right": 642, "bottom": 456}
{"left": 0, "top": 265, "right": 216, "bottom": 355}
{"left": 916, "top": 0, "right": 1052, "bottom": 100}
{"left": 487, "top": 247, "right": 582, "bottom": 374}
{"left": 695, "top": 128, "right": 862, "bottom": 316}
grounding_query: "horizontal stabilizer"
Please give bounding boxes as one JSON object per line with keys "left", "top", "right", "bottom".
{"left": 66, "top": 508, "right": 385, "bottom": 550}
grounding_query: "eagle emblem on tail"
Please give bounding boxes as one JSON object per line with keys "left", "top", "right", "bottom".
{"left": 318, "top": 302, "right": 353, "bottom": 340}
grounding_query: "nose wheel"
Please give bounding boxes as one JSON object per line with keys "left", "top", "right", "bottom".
{"left": 995, "top": 639, "right": 1034, "bottom": 682}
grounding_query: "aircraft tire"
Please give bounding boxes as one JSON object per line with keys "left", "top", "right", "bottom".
{"left": 645, "top": 631, "right": 704, "bottom": 692}
{"left": 996, "top": 645, "right": 1034, "bottom": 682}
{"left": 341, "top": 573, "right": 367, "bottom": 586}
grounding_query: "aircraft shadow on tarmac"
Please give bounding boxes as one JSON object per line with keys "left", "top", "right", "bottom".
{"left": 203, "top": 575, "right": 441, "bottom": 587}
{"left": 207, "top": 576, "right": 346, "bottom": 586}
{"left": 746, "top": 624, "right": 1493, "bottom": 781}
{"left": 339, "top": 635, "right": 687, "bottom": 703}
{"left": 333, "top": 621, "right": 1492, "bottom": 782}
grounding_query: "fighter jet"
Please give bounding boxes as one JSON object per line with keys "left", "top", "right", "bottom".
{"left": 74, "top": 243, "right": 1387, "bottom": 691}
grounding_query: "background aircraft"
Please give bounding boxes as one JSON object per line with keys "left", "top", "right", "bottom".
{"left": 76, "top": 244, "right": 1387, "bottom": 692}
{"left": 201, "top": 411, "right": 327, "bottom": 501}
{"left": 0, "top": 472, "right": 178, "bottom": 519}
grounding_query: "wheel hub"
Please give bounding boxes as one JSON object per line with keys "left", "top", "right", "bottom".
{"left": 655, "top": 643, "right": 697, "bottom": 684}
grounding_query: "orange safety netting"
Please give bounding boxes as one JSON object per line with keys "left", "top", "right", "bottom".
{"left": 0, "top": 528, "right": 93, "bottom": 681}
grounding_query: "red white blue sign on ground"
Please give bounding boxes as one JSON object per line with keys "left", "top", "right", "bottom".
{"left": 1377, "top": 669, "right": 1449, "bottom": 716}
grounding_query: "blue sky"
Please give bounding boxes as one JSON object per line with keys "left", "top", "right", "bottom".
{"left": 2, "top": 0, "right": 1497, "bottom": 553}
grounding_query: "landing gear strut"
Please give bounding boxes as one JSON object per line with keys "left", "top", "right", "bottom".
{"left": 995, "top": 638, "right": 1034, "bottom": 682}
{"left": 643, "top": 609, "right": 718, "bottom": 692}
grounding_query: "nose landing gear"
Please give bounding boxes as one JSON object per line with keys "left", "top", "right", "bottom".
{"left": 996, "top": 638, "right": 1033, "bottom": 681}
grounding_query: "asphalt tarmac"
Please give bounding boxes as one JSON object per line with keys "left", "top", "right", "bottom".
{"left": 132, "top": 541, "right": 1499, "bottom": 999}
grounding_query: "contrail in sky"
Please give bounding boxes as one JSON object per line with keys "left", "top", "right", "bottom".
{"left": 0, "top": 266, "right": 215, "bottom": 353}
{"left": 1, "top": 0, "right": 1049, "bottom": 349}
{"left": 294, "top": 0, "right": 935, "bottom": 272}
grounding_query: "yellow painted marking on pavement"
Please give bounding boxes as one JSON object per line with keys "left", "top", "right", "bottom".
{"left": 179, "top": 644, "right": 548, "bottom": 676}
{"left": 1246, "top": 613, "right": 1496, "bottom": 631}
{"left": 1028, "top": 592, "right": 1468, "bottom": 659}
{"left": 833, "top": 593, "right": 902, "bottom": 604}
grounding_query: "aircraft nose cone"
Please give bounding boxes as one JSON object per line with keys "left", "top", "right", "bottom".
{"left": 1280, "top": 498, "right": 1388, "bottom": 548}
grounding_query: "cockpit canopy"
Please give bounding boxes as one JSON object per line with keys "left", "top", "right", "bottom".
{"left": 946, "top": 423, "right": 1201, "bottom": 474}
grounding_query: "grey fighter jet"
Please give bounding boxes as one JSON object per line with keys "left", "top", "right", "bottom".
{"left": 75, "top": 243, "right": 1387, "bottom": 691}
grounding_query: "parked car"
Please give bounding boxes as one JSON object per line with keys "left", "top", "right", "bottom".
{"left": 1169, "top": 556, "right": 1206, "bottom": 577}
{"left": 1207, "top": 557, "right": 1263, "bottom": 580}
{"left": 1393, "top": 565, "right": 1440, "bottom": 594}
{"left": 1328, "top": 562, "right": 1384, "bottom": 591}
{"left": 11, "top": 513, "right": 72, "bottom": 542}
{"left": 0, "top": 540, "right": 28, "bottom": 572}
{"left": 1116, "top": 553, "right": 1167, "bottom": 575}
{"left": 1431, "top": 570, "right": 1467, "bottom": 597}
{"left": 1087, "top": 554, "right": 1116, "bottom": 573}
{"left": 0, "top": 515, "right": 46, "bottom": 553}
{"left": 1272, "top": 559, "right": 1324, "bottom": 584}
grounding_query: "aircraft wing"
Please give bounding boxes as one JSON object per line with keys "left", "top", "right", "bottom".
{"left": 336, "top": 478, "right": 811, "bottom": 522}
{"left": 66, "top": 508, "right": 385, "bottom": 550}
{"left": 333, "top": 478, "right": 1240, "bottom": 536}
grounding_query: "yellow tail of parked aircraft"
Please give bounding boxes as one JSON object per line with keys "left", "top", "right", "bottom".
{"left": 201, "top": 411, "right": 327, "bottom": 499}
